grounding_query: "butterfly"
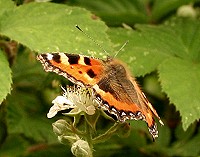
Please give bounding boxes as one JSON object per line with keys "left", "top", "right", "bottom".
{"left": 37, "top": 52, "right": 163, "bottom": 140}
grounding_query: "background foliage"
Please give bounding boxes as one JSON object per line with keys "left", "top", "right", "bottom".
{"left": 0, "top": 0, "right": 200, "bottom": 156}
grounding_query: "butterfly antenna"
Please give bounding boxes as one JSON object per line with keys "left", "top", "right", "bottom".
{"left": 113, "top": 40, "right": 129, "bottom": 58}
{"left": 75, "top": 25, "right": 108, "bottom": 55}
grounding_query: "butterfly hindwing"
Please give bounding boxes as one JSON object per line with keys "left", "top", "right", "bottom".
{"left": 91, "top": 59, "right": 162, "bottom": 138}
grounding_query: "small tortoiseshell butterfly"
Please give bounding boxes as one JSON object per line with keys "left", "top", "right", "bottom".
{"left": 37, "top": 53, "right": 163, "bottom": 140}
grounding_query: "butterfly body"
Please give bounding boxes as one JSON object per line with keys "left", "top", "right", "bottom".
{"left": 37, "top": 53, "right": 163, "bottom": 139}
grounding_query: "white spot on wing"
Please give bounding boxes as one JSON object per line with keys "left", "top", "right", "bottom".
{"left": 78, "top": 56, "right": 86, "bottom": 65}
{"left": 47, "top": 53, "right": 53, "bottom": 60}
{"left": 59, "top": 53, "right": 69, "bottom": 65}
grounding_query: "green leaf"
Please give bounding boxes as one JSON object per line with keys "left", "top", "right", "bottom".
{"left": 175, "top": 123, "right": 196, "bottom": 141}
{"left": 157, "top": 19, "right": 200, "bottom": 130}
{"left": 143, "top": 73, "right": 165, "bottom": 99}
{"left": 169, "top": 18, "right": 200, "bottom": 62}
{"left": 151, "top": 0, "right": 193, "bottom": 22}
{"left": 158, "top": 57, "right": 200, "bottom": 130}
{"left": 0, "top": 50, "right": 12, "bottom": 104}
{"left": 108, "top": 26, "right": 170, "bottom": 76}
{"left": 11, "top": 50, "right": 47, "bottom": 89}
{"left": 0, "top": 0, "right": 15, "bottom": 18}
{"left": 169, "top": 130, "right": 200, "bottom": 156}
{"left": 0, "top": 135, "right": 70, "bottom": 157}
{"left": 0, "top": 2, "right": 112, "bottom": 58}
{"left": 68, "top": 0, "right": 149, "bottom": 26}
{"left": 6, "top": 91, "right": 56, "bottom": 143}
{"left": 0, "top": 135, "right": 29, "bottom": 157}
{"left": 67, "top": 0, "right": 195, "bottom": 25}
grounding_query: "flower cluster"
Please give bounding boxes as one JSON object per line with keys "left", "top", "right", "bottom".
{"left": 47, "top": 85, "right": 130, "bottom": 157}
{"left": 47, "top": 85, "right": 96, "bottom": 119}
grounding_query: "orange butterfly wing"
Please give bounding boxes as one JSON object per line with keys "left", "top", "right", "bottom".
{"left": 37, "top": 53, "right": 163, "bottom": 140}
{"left": 92, "top": 59, "right": 163, "bottom": 139}
{"left": 37, "top": 53, "right": 105, "bottom": 86}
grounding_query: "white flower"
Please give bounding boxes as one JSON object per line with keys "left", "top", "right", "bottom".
{"left": 47, "top": 85, "right": 96, "bottom": 118}
{"left": 47, "top": 96, "right": 74, "bottom": 118}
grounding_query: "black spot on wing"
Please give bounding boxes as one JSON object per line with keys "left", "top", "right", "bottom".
{"left": 84, "top": 57, "right": 92, "bottom": 65}
{"left": 87, "top": 69, "right": 96, "bottom": 78}
{"left": 39, "top": 54, "right": 48, "bottom": 60}
{"left": 66, "top": 54, "right": 80, "bottom": 64}
{"left": 78, "top": 71, "right": 83, "bottom": 74}
{"left": 52, "top": 53, "right": 61, "bottom": 63}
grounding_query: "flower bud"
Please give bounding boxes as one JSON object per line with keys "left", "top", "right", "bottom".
{"left": 52, "top": 119, "right": 69, "bottom": 136}
{"left": 71, "top": 139, "right": 92, "bottom": 157}
{"left": 58, "top": 135, "right": 79, "bottom": 145}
